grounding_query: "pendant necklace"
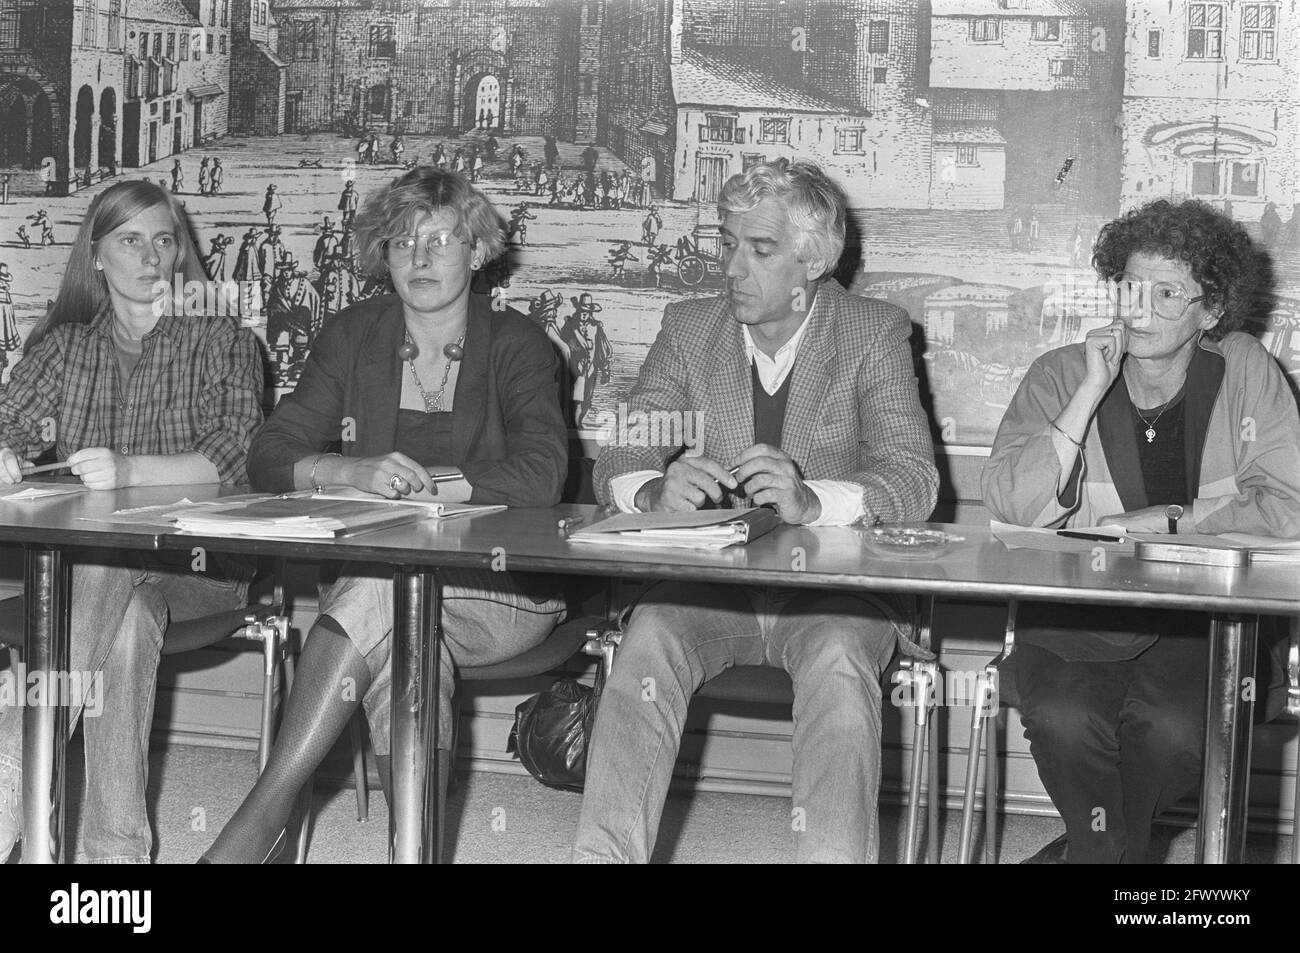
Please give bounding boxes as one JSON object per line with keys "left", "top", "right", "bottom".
{"left": 1133, "top": 400, "right": 1171, "bottom": 444}
{"left": 403, "top": 330, "right": 465, "bottom": 413}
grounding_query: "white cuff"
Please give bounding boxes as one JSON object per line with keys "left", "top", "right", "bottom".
{"left": 804, "top": 480, "right": 866, "bottom": 527}
{"left": 610, "top": 470, "right": 663, "bottom": 513}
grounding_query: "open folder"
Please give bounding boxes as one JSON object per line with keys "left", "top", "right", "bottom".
{"left": 567, "top": 507, "right": 780, "bottom": 550}
{"left": 169, "top": 497, "right": 432, "bottom": 539}
{"left": 169, "top": 490, "right": 502, "bottom": 539}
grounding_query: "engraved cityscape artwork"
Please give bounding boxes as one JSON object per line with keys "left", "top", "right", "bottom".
{"left": 1, "top": 0, "right": 1296, "bottom": 450}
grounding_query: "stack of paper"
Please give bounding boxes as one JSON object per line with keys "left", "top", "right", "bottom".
{"left": 568, "top": 507, "right": 780, "bottom": 550}
{"left": 170, "top": 497, "right": 435, "bottom": 539}
{"left": 308, "top": 486, "right": 505, "bottom": 520}
{"left": 0, "top": 484, "right": 88, "bottom": 503}
{"left": 1215, "top": 533, "right": 1300, "bottom": 565}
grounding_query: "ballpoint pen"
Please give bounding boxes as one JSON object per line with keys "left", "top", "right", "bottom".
{"left": 557, "top": 516, "right": 586, "bottom": 533}
{"left": 1057, "top": 530, "right": 1126, "bottom": 543}
{"left": 20, "top": 461, "right": 72, "bottom": 475}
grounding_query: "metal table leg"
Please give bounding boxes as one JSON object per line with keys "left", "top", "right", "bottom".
{"left": 1196, "top": 613, "right": 1257, "bottom": 864}
{"left": 20, "top": 546, "right": 70, "bottom": 865}
{"left": 389, "top": 566, "right": 442, "bottom": 864}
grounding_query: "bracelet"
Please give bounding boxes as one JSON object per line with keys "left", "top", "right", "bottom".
{"left": 310, "top": 452, "right": 340, "bottom": 491}
{"left": 1051, "top": 422, "right": 1084, "bottom": 449}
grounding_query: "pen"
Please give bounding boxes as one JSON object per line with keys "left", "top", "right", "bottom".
{"left": 426, "top": 472, "right": 463, "bottom": 484}
{"left": 1058, "top": 530, "right": 1126, "bottom": 543}
{"left": 20, "top": 461, "right": 72, "bottom": 475}
{"left": 557, "top": 516, "right": 585, "bottom": 532}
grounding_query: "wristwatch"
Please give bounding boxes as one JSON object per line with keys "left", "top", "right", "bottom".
{"left": 1165, "top": 504, "right": 1184, "bottom": 534}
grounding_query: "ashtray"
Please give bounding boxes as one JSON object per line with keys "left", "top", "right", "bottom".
{"left": 862, "top": 524, "right": 964, "bottom": 561}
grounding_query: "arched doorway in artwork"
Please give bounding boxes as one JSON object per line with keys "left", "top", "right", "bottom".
{"left": 74, "top": 85, "right": 94, "bottom": 172}
{"left": 0, "top": 92, "right": 26, "bottom": 167}
{"left": 98, "top": 87, "right": 117, "bottom": 174}
{"left": 30, "top": 92, "right": 52, "bottom": 169}
{"left": 462, "top": 72, "right": 500, "bottom": 132}
{"left": 366, "top": 82, "right": 391, "bottom": 127}
{"left": 0, "top": 77, "right": 57, "bottom": 170}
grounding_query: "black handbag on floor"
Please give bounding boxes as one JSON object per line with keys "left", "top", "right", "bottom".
{"left": 508, "top": 604, "right": 637, "bottom": 792}
{"left": 508, "top": 665, "right": 604, "bottom": 792}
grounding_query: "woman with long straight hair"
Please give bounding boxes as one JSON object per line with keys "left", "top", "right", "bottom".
{"left": 0, "top": 180, "right": 263, "bottom": 862}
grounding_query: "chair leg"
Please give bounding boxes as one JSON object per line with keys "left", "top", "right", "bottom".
{"left": 902, "top": 660, "right": 935, "bottom": 864}
{"left": 926, "top": 713, "right": 940, "bottom": 864}
{"left": 1292, "top": 748, "right": 1299, "bottom": 866}
{"left": 258, "top": 628, "right": 277, "bottom": 773}
{"left": 350, "top": 713, "right": 368, "bottom": 822}
{"left": 958, "top": 682, "right": 988, "bottom": 864}
{"left": 984, "top": 709, "right": 999, "bottom": 864}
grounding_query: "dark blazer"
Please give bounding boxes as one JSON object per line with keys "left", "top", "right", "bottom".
{"left": 249, "top": 291, "right": 567, "bottom": 506}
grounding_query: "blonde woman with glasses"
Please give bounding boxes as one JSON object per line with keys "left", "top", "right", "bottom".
{"left": 201, "top": 168, "right": 567, "bottom": 863}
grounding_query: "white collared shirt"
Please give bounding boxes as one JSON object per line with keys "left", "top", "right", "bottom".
{"left": 610, "top": 292, "right": 865, "bottom": 526}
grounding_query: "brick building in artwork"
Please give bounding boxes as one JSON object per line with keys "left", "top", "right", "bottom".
{"left": 228, "top": 0, "right": 287, "bottom": 135}
{"left": 601, "top": 0, "right": 1124, "bottom": 213}
{"left": 0, "top": 0, "right": 235, "bottom": 193}
{"left": 123, "top": 1, "right": 227, "bottom": 168}
{"left": 1121, "top": 0, "right": 1298, "bottom": 225}
{"left": 267, "top": 0, "right": 592, "bottom": 141}
{"left": 926, "top": 0, "right": 1123, "bottom": 213}
{"left": 599, "top": 0, "right": 674, "bottom": 197}
{"left": 663, "top": 0, "right": 937, "bottom": 208}
{"left": 0, "top": 1, "right": 83, "bottom": 191}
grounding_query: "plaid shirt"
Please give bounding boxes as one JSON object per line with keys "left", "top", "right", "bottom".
{"left": 0, "top": 306, "right": 263, "bottom": 484}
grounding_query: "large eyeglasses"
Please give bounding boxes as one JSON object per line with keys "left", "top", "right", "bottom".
{"left": 1114, "top": 274, "right": 1208, "bottom": 322}
{"left": 385, "top": 232, "right": 469, "bottom": 264}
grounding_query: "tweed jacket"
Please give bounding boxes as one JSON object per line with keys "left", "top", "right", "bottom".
{"left": 249, "top": 292, "right": 567, "bottom": 507}
{"left": 594, "top": 279, "right": 938, "bottom": 524}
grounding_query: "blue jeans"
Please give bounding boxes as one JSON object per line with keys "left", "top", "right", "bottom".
{"left": 0, "top": 549, "right": 247, "bottom": 863}
{"left": 315, "top": 565, "right": 566, "bottom": 755}
{"left": 573, "top": 582, "right": 903, "bottom": 864}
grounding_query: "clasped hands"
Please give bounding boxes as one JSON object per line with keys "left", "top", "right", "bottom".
{"left": 634, "top": 444, "right": 821, "bottom": 525}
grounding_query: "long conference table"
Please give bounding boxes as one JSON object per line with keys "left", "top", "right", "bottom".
{"left": 1, "top": 483, "right": 1296, "bottom": 864}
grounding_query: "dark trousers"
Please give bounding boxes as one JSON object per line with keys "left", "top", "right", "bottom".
{"left": 1016, "top": 636, "right": 1207, "bottom": 863}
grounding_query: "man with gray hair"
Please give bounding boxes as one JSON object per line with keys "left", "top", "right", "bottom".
{"left": 572, "top": 158, "right": 938, "bottom": 863}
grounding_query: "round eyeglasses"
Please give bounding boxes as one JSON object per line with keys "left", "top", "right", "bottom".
{"left": 385, "top": 232, "right": 469, "bottom": 264}
{"left": 1114, "top": 274, "right": 1208, "bottom": 322}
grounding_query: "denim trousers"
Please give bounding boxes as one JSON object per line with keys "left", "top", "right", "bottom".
{"left": 0, "top": 549, "right": 246, "bottom": 863}
{"left": 1015, "top": 635, "right": 1208, "bottom": 864}
{"left": 315, "top": 565, "right": 566, "bottom": 755}
{"left": 573, "top": 581, "right": 902, "bottom": 864}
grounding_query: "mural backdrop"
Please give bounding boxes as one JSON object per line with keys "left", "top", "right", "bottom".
{"left": 1, "top": 0, "right": 1297, "bottom": 458}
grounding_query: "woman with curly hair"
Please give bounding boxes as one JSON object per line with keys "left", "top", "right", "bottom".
{"left": 983, "top": 199, "right": 1300, "bottom": 863}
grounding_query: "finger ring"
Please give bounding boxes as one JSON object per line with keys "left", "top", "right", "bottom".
{"left": 388, "top": 474, "right": 405, "bottom": 491}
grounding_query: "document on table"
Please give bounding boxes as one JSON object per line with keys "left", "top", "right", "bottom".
{"left": 169, "top": 496, "right": 437, "bottom": 538}
{"left": 78, "top": 494, "right": 266, "bottom": 526}
{"left": 1130, "top": 531, "right": 1300, "bottom": 565}
{"left": 568, "top": 507, "right": 780, "bottom": 550}
{"left": 990, "top": 520, "right": 1135, "bottom": 555}
{"left": 0, "top": 484, "right": 88, "bottom": 503}
{"left": 308, "top": 486, "right": 506, "bottom": 520}
{"left": 993, "top": 521, "right": 1300, "bottom": 564}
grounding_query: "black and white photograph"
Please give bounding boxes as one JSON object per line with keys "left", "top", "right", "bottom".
{"left": 0, "top": 0, "right": 1294, "bottom": 900}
